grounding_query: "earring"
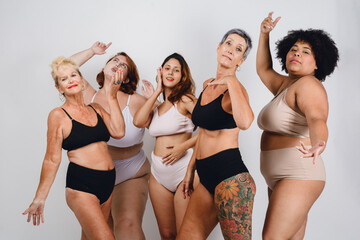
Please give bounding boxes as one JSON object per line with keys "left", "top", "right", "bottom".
{"left": 59, "top": 93, "right": 65, "bottom": 102}
{"left": 236, "top": 66, "right": 241, "bottom": 72}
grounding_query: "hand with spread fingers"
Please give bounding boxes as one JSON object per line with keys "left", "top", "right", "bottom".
{"left": 260, "top": 12, "right": 281, "bottom": 34}
{"left": 162, "top": 144, "right": 186, "bottom": 165}
{"left": 297, "top": 141, "right": 326, "bottom": 164}
{"left": 22, "top": 200, "right": 45, "bottom": 226}
{"left": 141, "top": 79, "right": 155, "bottom": 99}
{"left": 91, "top": 41, "right": 112, "bottom": 55}
{"left": 154, "top": 67, "right": 163, "bottom": 95}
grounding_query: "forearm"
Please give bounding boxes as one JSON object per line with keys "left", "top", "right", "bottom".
{"left": 70, "top": 48, "right": 95, "bottom": 67}
{"left": 227, "top": 79, "right": 254, "bottom": 129}
{"left": 308, "top": 119, "right": 328, "bottom": 151}
{"left": 256, "top": 33, "right": 273, "bottom": 75}
{"left": 107, "top": 96, "right": 125, "bottom": 138}
{"left": 133, "top": 90, "right": 161, "bottom": 127}
{"left": 33, "top": 159, "right": 60, "bottom": 202}
{"left": 181, "top": 134, "right": 198, "bottom": 151}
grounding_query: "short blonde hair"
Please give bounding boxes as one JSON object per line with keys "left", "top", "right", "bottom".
{"left": 50, "top": 57, "right": 82, "bottom": 85}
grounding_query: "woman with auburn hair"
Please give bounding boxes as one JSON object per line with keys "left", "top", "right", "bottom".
{"left": 177, "top": 28, "right": 256, "bottom": 240}
{"left": 256, "top": 12, "right": 339, "bottom": 239}
{"left": 134, "top": 53, "right": 199, "bottom": 240}
{"left": 70, "top": 42, "right": 152, "bottom": 239}
{"left": 23, "top": 57, "right": 125, "bottom": 240}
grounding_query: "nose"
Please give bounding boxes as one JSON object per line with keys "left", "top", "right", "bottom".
{"left": 294, "top": 51, "right": 300, "bottom": 57}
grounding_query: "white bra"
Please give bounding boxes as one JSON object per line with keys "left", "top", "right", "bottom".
{"left": 91, "top": 92, "right": 145, "bottom": 147}
{"left": 149, "top": 104, "right": 194, "bottom": 137}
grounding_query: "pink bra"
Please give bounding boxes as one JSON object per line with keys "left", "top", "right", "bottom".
{"left": 257, "top": 88, "right": 309, "bottom": 138}
{"left": 149, "top": 104, "right": 194, "bottom": 137}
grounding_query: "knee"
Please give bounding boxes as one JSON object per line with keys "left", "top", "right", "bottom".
{"left": 262, "top": 229, "right": 286, "bottom": 240}
{"left": 159, "top": 230, "right": 176, "bottom": 240}
{"left": 113, "top": 216, "right": 141, "bottom": 233}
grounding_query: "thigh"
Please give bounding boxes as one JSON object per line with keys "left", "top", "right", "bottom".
{"left": 177, "top": 183, "right": 218, "bottom": 240}
{"left": 214, "top": 172, "right": 256, "bottom": 240}
{"left": 174, "top": 172, "right": 200, "bottom": 232}
{"left": 263, "top": 179, "right": 325, "bottom": 239}
{"left": 149, "top": 174, "right": 177, "bottom": 236}
{"left": 66, "top": 188, "right": 114, "bottom": 240}
{"left": 111, "top": 158, "right": 150, "bottom": 222}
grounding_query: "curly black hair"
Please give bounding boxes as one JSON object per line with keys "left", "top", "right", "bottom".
{"left": 276, "top": 29, "right": 339, "bottom": 81}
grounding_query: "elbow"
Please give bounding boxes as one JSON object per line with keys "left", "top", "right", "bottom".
{"left": 133, "top": 119, "right": 144, "bottom": 128}
{"left": 112, "top": 129, "right": 125, "bottom": 139}
{"left": 237, "top": 114, "right": 254, "bottom": 130}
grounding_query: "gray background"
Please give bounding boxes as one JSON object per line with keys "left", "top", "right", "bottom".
{"left": 1, "top": 0, "right": 359, "bottom": 239}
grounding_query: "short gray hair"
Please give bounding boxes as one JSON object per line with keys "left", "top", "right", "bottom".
{"left": 220, "top": 28, "right": 252, "bottom": 59}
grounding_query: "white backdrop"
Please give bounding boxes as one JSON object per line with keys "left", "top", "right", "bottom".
{"left": 1, "top": 0, "right": 359, "bottom": 239}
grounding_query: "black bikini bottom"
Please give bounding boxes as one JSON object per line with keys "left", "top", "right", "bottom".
{"left": 196, "top": 148, "right": 248, "bottom": 195}
{"left": 66, "top": 162, "right": 115, "bottom": 204}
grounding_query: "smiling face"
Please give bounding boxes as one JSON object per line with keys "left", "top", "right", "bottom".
{"left": 56, "top": 65, "right": 84, "bottom": 96}
{"left": 217, "top": 33, "right": 247, "bottom": 69}
{"left": 285, "top": 41, "right": 318, "bottom": 77}
{"left": 103, "top": 55, "right": 129, "bottom": 83}
{"left": 161, "top": 58, "right": 182, "bottom": 89}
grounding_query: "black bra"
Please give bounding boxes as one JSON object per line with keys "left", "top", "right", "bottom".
{"left": 192, "top": 84, "right": 237, "bottom": 131}
{"left": 61, "top": 105, "right": 110, "bottom": 151}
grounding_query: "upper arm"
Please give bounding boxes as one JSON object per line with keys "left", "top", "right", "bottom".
{"left": 258, "top": 69, "right": 287, "bottom": 95}
{"left": 180, "top": 94, "right": 197, "bottom": 114}
{"left": 296, "top": 77, "right": 328, "bottom": 123}
{"left": 44, "top": 109, "right": 65, "bottom": 164}
{"left": 82, "top": 79, "right": 96, "bottom": 104}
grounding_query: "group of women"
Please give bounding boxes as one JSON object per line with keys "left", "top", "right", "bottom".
{"left": 23, "top": 12, "right": 339, "bottom": 240}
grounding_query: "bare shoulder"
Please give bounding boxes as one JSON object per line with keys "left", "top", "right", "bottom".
{"left": 294, "top": 76, "right": 326, "bottom": 95}
{"left": 129, "top": 93, "right": 148, "bottom": 110}
{"left": 203, "top": 78, "right": 215, "bottom": 89}
{"left": 180, "top": 94, "right": 197, "bottom": 103}
{"left": 88, "top": 102, "right": 104, "bottom": 115}
{"left": 47, "top": 108, "right": 67, "bottom": 131}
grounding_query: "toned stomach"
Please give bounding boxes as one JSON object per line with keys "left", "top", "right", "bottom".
{"left": 154, "top": 132, "right": 192, "bottom": 157}
{"left": 67, "top": 141, "right": 114, "bottom": 170}
{"left": 108, "top": 142, "right": 143, "bottom": 160}
{"left": 261, "top": 131, "right": 311, "bottom": 151}
{"left": 196, "top": 128, "right": 239, "bottom": 159}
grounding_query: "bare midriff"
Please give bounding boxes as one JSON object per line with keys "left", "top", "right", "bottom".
{"left": 260, "top": 131, "right": 311, "bottom": 151}
{"left": 67, "top": 141, "right": 114, "bottom": 170}
{"left": 196, "top": 128, "right": 239, "bottom": 160}
{"left": 154, "top": 132, "right": 192, "bottom": 157}
{"left": 107, "top": 142, "right": 144, "bottom": 161}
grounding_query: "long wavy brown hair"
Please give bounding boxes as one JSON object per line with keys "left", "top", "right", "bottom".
{"left": 96, "top": 52, "right": 139, "bottom": 94}
{"left": 161, "top": 53, "right": 195, "bottom": 104}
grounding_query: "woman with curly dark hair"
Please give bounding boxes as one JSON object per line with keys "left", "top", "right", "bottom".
{"left": 256, "top": 12, "right": 339, "bottom": 239}
{"left": 134, "top": 53, "right": 199, "bottom": 239}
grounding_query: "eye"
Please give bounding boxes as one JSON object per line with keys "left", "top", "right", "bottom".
{"left": 61, "top": 78, "right": 66, "bottom": 81}
{"left": 114, "top": 58, "right": 119, "bottom": 62}
{"left": 303, "top": 51, "right": 310, "bottom": 55}
{"left": 236, "top": 48, "right": 242, "bottom": 52}
{"left": 71, "top": 74, "right": 76, "bottom": 77}
{"left": 165, "top": 67, "right": 170, "bottom": 70}
{"left": 175, "top": 69, "right": 180, "bottom": 72}
{"left": 226, "top": 41, "right": 231, "bottom": 46}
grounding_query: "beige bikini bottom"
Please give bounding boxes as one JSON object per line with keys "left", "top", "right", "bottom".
{"left": 260, "top": 147, "right": 326, "bottom": 190}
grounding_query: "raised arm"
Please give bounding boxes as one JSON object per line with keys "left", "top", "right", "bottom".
{"left": 96, "top": 69, "right": 125, "bottom": 139}
{"left": 256, "top": 12, "right": 284, "bottom": 95}
{"left": 70, "top": 41, "right": 112, "bottom": 67}
{"left": 133, "top": 68, "right": 163, "bottom": 128}
{"left": 22, "top": 109, "right": 64, "bottom": 226}
{"left": 296, "top": 77, "right": 329, "bottom": 163}
{"left": 208, "top": 76, "right": 254, "bottom": 130}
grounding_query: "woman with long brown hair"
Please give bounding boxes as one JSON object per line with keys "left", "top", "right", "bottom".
{"left": 134, "top": 53, "right": 198, "bottom": 240}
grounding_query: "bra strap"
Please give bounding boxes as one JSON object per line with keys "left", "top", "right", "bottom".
{"left": 61, "top": 108, "right": 73, "bottom": 120}
{"left": 90, "top": 92, "right": 97, "bottom": 103}
{"left": 126, "top": 95, "right": 131, "bottom": 106}
{"left": 202, "top": 78, "right": 216, "bottom": 91}
{"left": 88, "top": 104, "right": 97, "bottom": 114}
{"left": 222, "top": 89, "right": 229, "bottom": 95}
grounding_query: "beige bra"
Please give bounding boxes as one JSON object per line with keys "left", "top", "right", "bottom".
{"left": 257, "top": 88, "right": 309, "bottom": 138}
